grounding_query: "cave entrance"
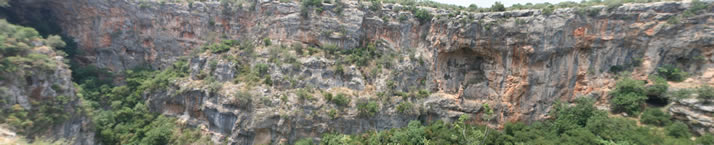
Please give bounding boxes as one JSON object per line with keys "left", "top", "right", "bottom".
{"left": 435, "top": 48, "right": 489, "bottom": 97}
{"left": 646, "top": 96, "right": 669, "bottom": 107}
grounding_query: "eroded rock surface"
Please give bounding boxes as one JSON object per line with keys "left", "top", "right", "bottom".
{"left": 4, "top": 0, "right": 713, "bottom": 144}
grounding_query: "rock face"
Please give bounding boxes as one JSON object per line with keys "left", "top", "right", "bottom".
{"left": 0, "top": 45, "right": 94, "bottom": 144}
{"left": 670, "top": 98, "right": 714, "bottom": 135}
{"left": 6, "top": 0, "right": 714, "bottom": 144}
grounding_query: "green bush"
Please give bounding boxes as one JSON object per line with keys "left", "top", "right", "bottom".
{"left": 318, "top": 92, "right": 696, "bottom": 145}
{"left": 263, "top": 37, "right": 271, "bottom": 46}
{"left": 297, "top": 89, "right": 314, "bottom": 101}
{"left": 357, "top": 101, "right": 379, "bottom": 117}
{"left": 254, "top": 63, "right": 269, "bottom": 77}
{"left": 640, "top": 108, "right": 671, "bottom": 126}
{"left": 551, "top": 98, "right": 600, "bottom": 133}
{"left": 327, "top": 109, "right": 338, "bottom": 119}
{"left": 329, "top": 93, "right": 350, "bottom": 106}
{"left": 645, "top": 75, "right": 669, "bottom": 104}
{"left": 204, "top": 42, "right": 231, "bottom": 53}
{"left": 490, "top": 1, "right": 505, "bottom": 12}
{"left": 45, "top": 35, "right": 66, "bottom": 48}
{"left": 697, "top": 134, "right": 714, "bottom": 145}
{"left": 413, "top": 9, "right": 433, "bottom": 23}
{"left": 656, "top": 66, "right": 688, "bottom": 82}
{"left": 295, "top": 138, "right": 313, "bottom": 145}
{"left": 666, "top": 121, "right": 691, "bottom": 138}
{"left": 697, "top": 85, "right": 714, "bottom": 101}
{"left": 611, "top": 92, "right": 647, "bottom": 115}
{"left": 369, "top": 0, "right": 382, "bottom": 11}
{"left": 610, "top": 76, "right": 647, "bottom": 114}
{"left": 396, "top": 101, "right": 413, "bottom": 114}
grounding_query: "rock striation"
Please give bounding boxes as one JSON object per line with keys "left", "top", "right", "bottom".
{"left": 3, "top": 0, "right": 713, "bottom": 144}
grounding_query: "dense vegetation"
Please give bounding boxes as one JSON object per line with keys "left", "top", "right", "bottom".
{"left": 0, "top": 19, "right": 72, "bottom": 136}
{"left": 316, "top": 97, "right": 714, "bottom": 145}
{"left": 76, "top": 60, "right": 209, "bottom": 145}
{"left": 0, "top": 5, "right": 210, "bottom": 142}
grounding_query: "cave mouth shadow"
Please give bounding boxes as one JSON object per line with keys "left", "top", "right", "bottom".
{"left": 646, "top": 96, "right": 669, "bottom": 107}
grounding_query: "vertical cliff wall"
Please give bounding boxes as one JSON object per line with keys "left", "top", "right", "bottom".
{"left": 4, "top": 0, "right": 713, "bottom": 144}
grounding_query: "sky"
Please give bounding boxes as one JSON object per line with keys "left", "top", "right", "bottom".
{"left": 432, "top": 0, "right": 577, "bottom": 7}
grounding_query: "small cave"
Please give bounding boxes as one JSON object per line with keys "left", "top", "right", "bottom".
{"left": 435, "top": 48, "right": 489, "bottom": 94}
{"left": 646, "top": 95, "right": 669, "bottom": 107}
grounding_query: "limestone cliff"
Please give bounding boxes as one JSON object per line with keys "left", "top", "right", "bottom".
{"left": 0, "top": 25, "right": 94, "bottom": 144}
{"left": 4, "top": 0, "right": 713, "bottom": 144}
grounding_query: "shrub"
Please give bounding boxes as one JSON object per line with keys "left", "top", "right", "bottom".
{"left": 697, "top": 134, "right": 714, "bottom": 145}
{"left": 611, "top": 92, "right": 647, "bottom": 115}
{"left": 204, "top": 43, "right": 230, "bottom": 53}
{"left": 551, "top": 98, "right": 600, "bottom": 133}
{"left": 45, "top": 35, "right": 66, "bottom": 48}
{"left": 610, "top": 77, "right": 647, "bottom": 114}
{"left": 656, "top": 66, "right": 688, "bottom": 82}
{"left": 416, "top": 89, "right": 430, "bottom": 98}
{"left": 254, "top": 63, "right": 269, "bottom": 77}
{"left": 396, "top": 101, "right": 413, "bottom": 114}
{"left": 302, "top": 0, "right": 322, "bottom": 7}
{"left": 697, "top": 85, "right": 714, "bottom": 103}
{"left": 323, "top": 92, "right": 333, "bottom": 100}
{"left": 541, "top": 5, "right": 555, "bottom": 15}
{"left": 666, "top": 121, "right": 691, "bottom": 138}
{"left": 357, "top": 101, "right": 379, "bottom": 117}
{"left": 297, "top": 89, "right": 314, "bottom": 101}
{"left": 668, "top": 88, "right": 693, "bottom": 100}
{"left": 330, "top": 93, "right": 350, "bottom": 106}
{"left": 646, "top": 75, "right": 669, "bottom": 97}
{"left": 640, "top": 108, "right": 671, "bottom": 126}
{"left": 369, "top": 0, "right": 381, "bottom": 11}
{"left": 263, "top": 38, "right": 271, "bottom": 46}
{"left": 295, "top": 138, "right": 313, "bottom": 145}
{"left": 413, "top": 9, "right": 433, "bottom": 23}
{"left": 645, "top": 75, "right": 669, "bottom": 104}
{"left": 490, "top": 1, "right": 505, "bottom": 12}
{"left": 327, "top": 109, "right": 338, "bottom": 119}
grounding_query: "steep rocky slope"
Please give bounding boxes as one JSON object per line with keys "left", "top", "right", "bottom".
{"left": 3, "top": 0, "right": 713, "bottom": 144}
{"left": 0, "top": 20, "right": 93, "bottom": 144}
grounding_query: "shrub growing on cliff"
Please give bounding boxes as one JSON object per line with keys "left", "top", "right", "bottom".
{"left": 490, "top": 1, "right": 505, "bottom": 12}
{"left": 645, "top": 75, "right": 669, "bottom": 104}
{"left": 328, "top": 93, "right": 350, "bottom": 106}
{"left": 413, "top": 9, "right": 433, "bottom": 23}
{"left": 396, "top": 101, "right": 413, "bottom": 114}
{"left": 697, "top": 85, "right": 714, "bottom": 103}
{"left": 357, "top": 101, "right": 379, "bottom": 117}
{"left": 609, "top": 76, "right": 647, "bottom": 114}
{"left": 640, "top": 108, "right": 671, "bottom": 126}
{"left": 295, "top": 138, "right": 314, "bottom": 145}
{"left": 656, "top": 66, "right": 688, "bottom": 82}
{"left": 666, "top": 121, "right": 691, "bottom": 138}
{"left": 698, "top": 134, "right": 714, "bottom": 145}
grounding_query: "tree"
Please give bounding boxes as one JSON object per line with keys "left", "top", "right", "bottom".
{"left": 357, "top": 101, "right": 379, "bottom": 117}
{"left": 697, "top": 85, "right": 714, "bottom": 103}
{"left": 468, "top": 4, "right": 478, "bottom": 11}
{"left": 611, "top": 92, "right": 647, "bottom": 115}
{"left": 697, "top": 134, "right": 714, "bottom": 145}
{"left": 656, "top": 66, "right": 688, "bottom": 82}
{"left": 45, "top": 35, "right": 66, "bottom": 48}
{"left": 491, "top": 2, "right": 506, "bottom": 12}
{"left": 666, "top": 121, "right": 691, "bottom": 138}
{"left": 640, "top": 108, "right": 671, "bottom": 126}
{"left": 413, "top": 9, "right": 433, "bottom": 23}
{"left": 610, "top": 76, "right": 647, "bottom": 114}
{"left": 645, "top": 75, "right": 669, "bottom": 104}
